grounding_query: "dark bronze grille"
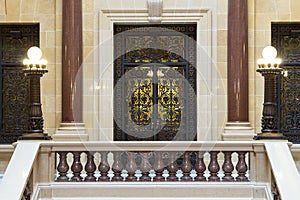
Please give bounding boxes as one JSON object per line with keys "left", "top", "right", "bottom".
{"left": 0, "top": 23, "right": 39, "bottom": 144}
{"left": 113, "top": 24, "right": 197, "bottom": 141}
{"left": 272, "top": 22, "right": 300, "bottom": 143}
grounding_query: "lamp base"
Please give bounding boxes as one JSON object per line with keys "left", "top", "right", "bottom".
{"left": 253, "top": 132, "right": 286, "bottom": 140}
{"left": 18, "top": 133, "right": 52, "bottom": 140}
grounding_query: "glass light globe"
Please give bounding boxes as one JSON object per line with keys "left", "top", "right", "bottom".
{"left": 257, "top": 58, "right": 264, "bottom": 65}
{"left": 262, "top": 46, "right": 277, "bottom": 61}
{"left": 27, "top": 46, "right": 42, "bottom": 61}
{"left": 274, "top": 58, "right": 282, "bottom": 65}
{"left": 23, "top": 58, "right": 30, "bottom": 65}
{"left": 40, "top": 59, "right": 48, "bottom": 65}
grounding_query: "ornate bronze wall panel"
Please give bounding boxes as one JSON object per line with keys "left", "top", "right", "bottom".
{"left": 272, "top": 22, "right": 300, "bottom": 143}
{"left": 113, "top": 24, "right": 197, "bottom": 141}
{"left": 0, "top": 23, "right": 39, "bottom": 144}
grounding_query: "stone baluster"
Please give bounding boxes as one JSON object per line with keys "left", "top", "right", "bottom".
{"left": 71, "top": 151, "right": 83, "bottom": 182}
{"left": 56, "top": 151, "right": 69, "bottom": 182}
{"left": 98, "top": 151, "right": 110, "bottom": 181}
{"left": 139, "top": 152, "right": 152, "bottom": 181}
{"left": 112, "top": 152, "right": 123, "bottom": 181}
{"left": 236, "top": 151, "right": 249, "bottom": 181}
{"left": 167, "top": 152, "right": 179, "bottom": 181}
{"left": 194, "top": 151, "right": 206, "bottom": 181}
{"left": 84, "top": 152, "right": 96, "bottom": 182}
{"left": 222, "top": 151, "right": 234, "bottom": 181}
{"left": 208, "top": 151, "right": 220, "bottom": 181}
{"left": 153, "top": 151, "right": 165, "bottom": 181}
{"left": 126, "top": 152, "right": 137, "bottom": 181}
{"left": 181, "top": 152, "right": 192, "bottom": 181}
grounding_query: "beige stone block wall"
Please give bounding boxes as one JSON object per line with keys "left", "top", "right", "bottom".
{"left": 248, "top": 0, "right": 257, "bottom": 135}
{"left": 82, "top": 0, "right": 96, "bottom": 140}
{"left": 216, "top": 0, "right": 228, "bottom": 139}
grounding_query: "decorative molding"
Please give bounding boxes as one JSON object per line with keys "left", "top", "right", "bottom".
{"left": 100, "top": 9, "right": 209, "bottom": 22}
{"left": 147, "top": 0, "right": 163, "bottom": 23}
{"left": 97, "top": 8, "right": 216, "bottom": 141}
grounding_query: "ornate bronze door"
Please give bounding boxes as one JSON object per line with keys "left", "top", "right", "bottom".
{"left": 113, "top": 24, "right": 197, "bottom": 141}
{"left": 0, "top": 24, "right": 39, "bottom": 144}
{"left": 272, "top": 22, "right": 300, "bottom": 143}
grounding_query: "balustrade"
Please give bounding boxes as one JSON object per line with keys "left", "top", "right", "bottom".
{"left": 2, "top": 141, "right": 290, "bottom": 200}
{"left": 55, "top": 149, "right": 249, "bottom": 182}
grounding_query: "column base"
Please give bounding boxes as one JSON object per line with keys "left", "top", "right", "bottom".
{"left": 254, "top": 132, "right": 286, "bottom": 140}
{"left": 53, "top": 123, "right": 88, "bottom": 141}
{"left": 222, "top": 122, "right": 255, "bottom": 141}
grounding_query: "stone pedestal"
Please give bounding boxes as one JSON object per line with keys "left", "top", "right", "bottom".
{"left": 223, "top": 122, "right": 255, "bottom": 141}
{"left": 53, "top": 123, "right": 88, "bottom": 141}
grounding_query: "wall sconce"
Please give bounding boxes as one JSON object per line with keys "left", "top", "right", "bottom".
{"left": 255, "top": 46, "right": 285, "bottom": 140}
{"left": 19, "top": 46, "right": 51, "bottom": 140}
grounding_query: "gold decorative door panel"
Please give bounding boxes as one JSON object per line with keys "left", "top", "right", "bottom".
{"left": 124, "top": 65, "right": 185, "bottom": 141}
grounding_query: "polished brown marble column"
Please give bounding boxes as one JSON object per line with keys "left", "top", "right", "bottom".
{"left": 54, "top": 0, "right": 87, "bottom": 141}
{"left": 227, "top": 0, "right": 248, "bottom": 122}
{"left": 62, "top": 0, "right": 83, "bottom": 123}
{"left": 223, "top": 0, "right": 254, "bottom": 140}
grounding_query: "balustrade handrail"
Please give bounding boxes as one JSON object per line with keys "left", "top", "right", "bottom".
{"left": 41, "top": 141, "right": 257, "bottom": 152}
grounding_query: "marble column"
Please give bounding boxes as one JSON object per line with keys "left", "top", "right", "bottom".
{"left": 54, "top": 0, "right": 88, "bottom": 141}
{"left": 222, "top": 0, "right": 254, "bottom": 140}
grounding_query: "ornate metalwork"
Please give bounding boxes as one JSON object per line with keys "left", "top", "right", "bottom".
{"left": 0, "top": 23, "right": 39, "bottom": 144}
{"left": 2, "top": 67, "right": 29, "bottom": 134}
{"left": 129, "top": 81, "right": 153, "bottom": 125}
{"left": 158, "top": 81, "right": 182, "bottom": 124}
{"left": 272, "top": 22, "right": 300, "bottom": 143}
{"left": 114, "top": 24, "right": 197, "bottom": 141}
{"left": 1, "top": 24, "right": 39, "bottom": 64}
